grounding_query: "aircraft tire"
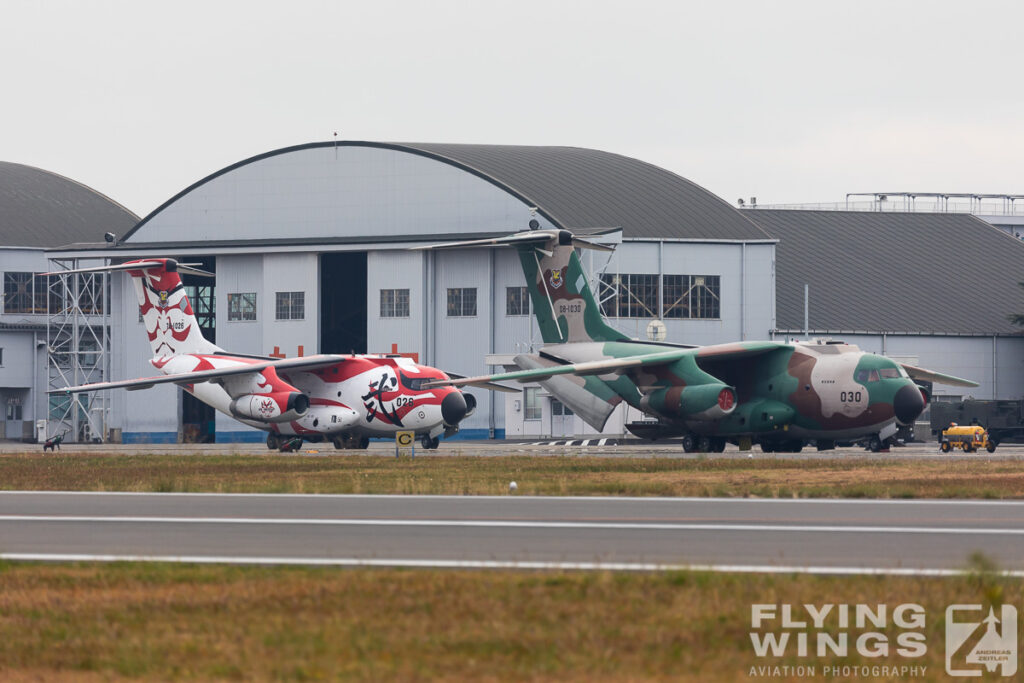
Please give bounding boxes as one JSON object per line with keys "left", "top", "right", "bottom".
{"left": 697, "top": 436, "right": 712, "bottom": 453}
{"left": 358, "top": 436, "right": 370, "bottom": 450}
{"left": 420, "top": 435, "right": 440, "bottom": 450}
{"left": 332, "top": 436, "right": 346, "bottom": 450}
{"left": 681, "top": 434, "right": 697, "bottom": 453}
{"left": 759, "top": 442, "right": 775, "bottom": 453}
{"left": 710, "top": 437, "right": 726, "bottom": 453}
{"left": 266, "top": 433, "right": 279, "bottom": 450}
{"left": 867, "top": 436, "right": 882, "bottom": 453}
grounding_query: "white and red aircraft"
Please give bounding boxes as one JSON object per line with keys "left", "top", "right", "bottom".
{"left": 48, "top": 258, "right": 481, "bottom": 450}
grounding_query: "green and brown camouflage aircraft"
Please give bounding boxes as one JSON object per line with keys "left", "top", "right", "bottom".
{"left": 418, "top": 228, "right": 977, "bottom": 452}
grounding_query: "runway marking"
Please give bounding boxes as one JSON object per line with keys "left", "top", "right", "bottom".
{"left": 5, "top": 490, "right": 1024, "bottom": 505}
{"left": 2, "top": 552, "right": 1022, "bottom": 577}
{"left": 1, "top": 515, "right": 1022, "bottom": 535}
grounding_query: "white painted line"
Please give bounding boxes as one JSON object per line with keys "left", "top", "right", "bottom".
{"left": 1, "top": 552, "right": 1020, "bottom": 577}
{"left": 3, "top": 490, "right": 1024, "bottom": 505}
{"left": 1, "top": 515, "right": 1022, "bottom": 535}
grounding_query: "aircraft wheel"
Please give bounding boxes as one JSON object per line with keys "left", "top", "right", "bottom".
{"left": 697, "top": 436, "right": 712, "bottom": 453}
{"left": 358, "top": 436, "right": 370, "bottom": 450}
{"left": 420, "top": 435, "right": 440, "bottom": 450}
{"left": 940, "top": 441, "right": 951, "bottom": 453}
{"left": 710, "top": 437, "right": 726, "bottom": 453}
{"left": 266, "top": 433, "right": 279, "bottom": 450}
{"left": 867, "top": 435, "right": 882, "bottom": 453}
{"left": 986, "top": 442, "right": 997, "bottom": 453}
{"left": 760, "top": 442, "right": 775, "bottom": 453}
{"left": 788, "top": 441, "right": 803, "bottom": 453}
{"left": 332, "top": 436, "right": 346, "bottom": 450}
{"left": 681, "top": 434, "right": 697, "bottom": 453}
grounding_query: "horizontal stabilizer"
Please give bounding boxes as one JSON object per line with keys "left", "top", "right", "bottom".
{"left": 43, "top": 259, "right": 213, "bottom": 278}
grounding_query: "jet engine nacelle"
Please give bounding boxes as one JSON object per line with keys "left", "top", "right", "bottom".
{"left": 229, "top": 391, "right": 309, "bottom": 423}
{"left": 640, "top": 383, "right": 736, "bottom": 421}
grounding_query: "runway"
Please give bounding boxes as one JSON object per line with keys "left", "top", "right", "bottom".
{"left": 2, "top": 492, "right": 1023, "bottom": 575}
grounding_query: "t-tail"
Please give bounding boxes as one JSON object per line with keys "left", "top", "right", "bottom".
{"left": 45, "top": 259, "right": 220, "bottom": 358}
{"left": 511, "top": 229, "right": 627, "bottom": 344}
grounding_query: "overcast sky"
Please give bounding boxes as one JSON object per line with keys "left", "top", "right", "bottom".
{"left": 4, "top": 0, "right": 1022, "bottom": 218}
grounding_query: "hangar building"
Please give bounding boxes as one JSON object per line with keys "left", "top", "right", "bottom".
{"left": 10, "top": 142, "right": 1023, "bottom": 443}
{"left": 0, "top": 162, "right": 136, "bottom": 441}
{"left": 50, "top": 142, "right": 776, "bottom": 442}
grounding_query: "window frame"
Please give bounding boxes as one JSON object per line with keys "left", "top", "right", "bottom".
{"left": 380, "top": 288, "right": 410, "bottom": 318}
{"left": 446, "top": 287, "right": 477, "bottom": 318}
{"left": 523, "top": 387, "right": 541, "bottom": 421}
{"left": 227, "top": 292, "right": 258, "bottom": 322}
{"left": 506, "top": 286, "right": 530, "bottom": 316}
{"left": 275, "top": 291, "right": 305, "bottom": 321}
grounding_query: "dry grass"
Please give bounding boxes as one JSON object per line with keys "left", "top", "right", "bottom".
{"left": 1, "top": 452, "right": 1024, "bottom": 498}
{"left": 0, "top": 561, "right": 1020, "bottom": 681}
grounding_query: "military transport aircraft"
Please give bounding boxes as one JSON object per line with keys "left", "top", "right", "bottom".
{"left": 48, "top": 259, "right": 478, "bottom": 450}
{"left": 416, "top": 227, "right": 978, "bottom": 452}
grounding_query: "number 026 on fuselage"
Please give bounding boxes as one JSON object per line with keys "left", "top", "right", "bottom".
{"left": 47, "top": 259, "right": 484, "bottom": 451}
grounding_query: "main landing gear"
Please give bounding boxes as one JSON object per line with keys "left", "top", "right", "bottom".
{"left": 421, "top": 435, "right": 440, "bottom": 450}
{"left": 759, "top": 439, "right": 804, "bottom": 453}
{"left": 332, "top": 434, "right": 370, "bottom": 450}
{"left": 681, "top": 433, "right": 726, "bottom": 453}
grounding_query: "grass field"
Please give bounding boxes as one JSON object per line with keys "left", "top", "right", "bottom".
{"left": 0, "top": 560, "right": 1019, "bottom": 681}
{"left": 1, "top": 451, "right": 1024, "bottom": 498}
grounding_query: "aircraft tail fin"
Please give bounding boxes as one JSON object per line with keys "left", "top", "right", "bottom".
{"left": 46, "top": 259, "right": 220, "bottom": 357}
{"left": 413, "top": 227, "right": 627, "bottom": 344}
{"left": 511, "top": 230, "right": 628, "bottom": 344}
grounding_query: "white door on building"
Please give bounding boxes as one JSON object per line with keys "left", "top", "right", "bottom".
{"left": 550, "top": 398, "right": 574, "bottom": 438}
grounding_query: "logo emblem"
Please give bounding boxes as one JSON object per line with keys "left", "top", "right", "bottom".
{"left": 158, "top": 290, "right": 169, "bottom": 308}
{"left": 946, "top": 604, "right": 1017, "bottom": 677}
{"left": 549, "top": 268, "right": 564, "bottom": 289}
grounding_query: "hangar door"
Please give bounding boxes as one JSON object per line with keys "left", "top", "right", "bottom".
{"left": 180, "top": 257, "right": 216, "bottom": 443}
{"left": 320, "top": 252, "right": 367, "bottom": 354}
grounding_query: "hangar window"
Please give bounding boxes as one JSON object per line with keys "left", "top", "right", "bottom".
{"left": 663, "top": 275, "right": 720, "bottom": 320}
{"left": 3, "top": 272, "right": 34, "bottom": 314}
{"left": 506, "top": 287, "right": 529, "bottom": 316}
{"left": 0, "top": 348, "right": 3, "bottom": 366}
{"left": 598, "top": 274, "right": 658, "bottom": 318}
{"left": 276, "top": 291, "right": 305, "bottom": 321}
{"left": 227, "top": 292, "right": 257, "bottom": 322}
{"left": 524, "top": 387, "right": 541, "bottom": 420}
{"left": 380, "top": 289, "right": 410, "bottom": 318}
{"left": 447, "top": 288, "right": 477, "bottom": 317}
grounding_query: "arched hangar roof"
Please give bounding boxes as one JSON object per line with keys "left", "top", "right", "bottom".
{"left": 123, "top": 142, "right": 768, "bottom": 245}
{"left": 0, "top": 162, "right": 138, "bottom": 248}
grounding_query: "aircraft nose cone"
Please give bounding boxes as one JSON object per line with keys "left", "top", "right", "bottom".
{"left": 441, "top": 391, "right": 468, "bottom": 426}
{"left": 894, "top": 383, "right": 925, "bottom": 425}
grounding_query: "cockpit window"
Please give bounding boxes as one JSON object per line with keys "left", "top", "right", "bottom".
{"left": 400, "top": 372, "right": 439, "bottom": 391}
{"left": 879, "top": 368, "right": 901, "bottom": 379}
{"left": 855, "top": 369, "right": 880, "bottom": 383}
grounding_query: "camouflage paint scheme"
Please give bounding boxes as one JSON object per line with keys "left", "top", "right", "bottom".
{"left": 425, "top": 229, "right": 976, "bottom": 450}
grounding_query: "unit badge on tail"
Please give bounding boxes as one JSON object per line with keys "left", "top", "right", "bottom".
{"left": 549, "top": 267, "right": 565, "bottom": 289}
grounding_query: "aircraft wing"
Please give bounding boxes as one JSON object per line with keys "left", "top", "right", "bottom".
{"left": 423, "top": 349, "right": 700, "bottom": 389}
{"left": 441, "top": 372, "right": 520, "bottom": 393}
{"left": 900, "top": 363, "right": 979, "bottom": 388}
{"left": 421, "top": 342, "right": 786, "bottom": 391}
{"left": 50, "top": 354, "right": 349, "bottom": 394}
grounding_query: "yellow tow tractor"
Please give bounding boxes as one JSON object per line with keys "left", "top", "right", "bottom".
{"left": 940, "top": 423, "right": 997, "bottom": 453}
